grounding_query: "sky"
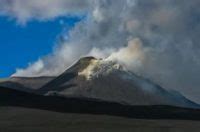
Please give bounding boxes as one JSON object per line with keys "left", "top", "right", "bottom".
{"left": 0, "top": 16, "right": 81, "bottom": 78}
{"left": 0, "top": 0, "right": 200, "bottom": 103}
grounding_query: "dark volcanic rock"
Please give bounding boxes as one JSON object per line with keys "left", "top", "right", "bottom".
{"left": 1, "top": 86, "right": 200, "bottom": 121}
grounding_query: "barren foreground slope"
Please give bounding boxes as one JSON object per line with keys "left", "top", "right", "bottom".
{"left": 0, "top": 106, "right": 200, "bottom": 132}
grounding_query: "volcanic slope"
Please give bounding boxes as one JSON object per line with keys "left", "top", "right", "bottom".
{"left": 0, "top": 76, "right": 55, "bottom": 92}
{"left": 39, "top": 57, "right": 199, "bottom": 108}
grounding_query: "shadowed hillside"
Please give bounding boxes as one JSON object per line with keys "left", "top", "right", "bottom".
{"left": 1, "top": 86, "right": 200, "bottom": 121}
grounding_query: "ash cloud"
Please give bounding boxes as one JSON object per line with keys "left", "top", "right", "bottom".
{"left": 106, "top": 38, "right": 147, "bottom": 71}
{"left": 1, "top": 0, "right": 200, "bottom": 102}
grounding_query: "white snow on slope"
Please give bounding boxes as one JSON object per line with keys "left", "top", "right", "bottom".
{"left": 78, "top": 59, "right": 126, "bottom": 80}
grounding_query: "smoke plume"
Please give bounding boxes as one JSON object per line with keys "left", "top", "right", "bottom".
{"left": 1, "top": 0, "right": 200, "bottom": 102}
{"left": 106, "top": 38, "right": 146, "bottom": 72}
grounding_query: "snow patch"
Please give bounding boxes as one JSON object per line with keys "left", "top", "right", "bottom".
{"left": 78, "top": 59, "right": 125, "bottom": 80}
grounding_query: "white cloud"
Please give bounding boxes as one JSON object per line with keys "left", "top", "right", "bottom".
{"left": 106, "top": 38, "right": 146, "bottom": 71}
{"left": 0, "top": 0, "right": 90, "bottom": 24}
{"left": 92, "top": 7, "right": 105, "bottom": 22}
{"left": 5, "top": 0, "right": 200, "bottom": 102}
{"left": 15, "top": 59, "right": 44, "bottom": 77}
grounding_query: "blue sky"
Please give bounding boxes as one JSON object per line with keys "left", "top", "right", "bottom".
{"left": 0, "top": 16, "right": 81, "bottom": 78}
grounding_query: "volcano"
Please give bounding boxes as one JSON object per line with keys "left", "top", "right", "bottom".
{"left": 0, "top": 56, "right": 200, "bottom": 121}
{"left": 37, "top": 56, "right": 198, "bottom": 108}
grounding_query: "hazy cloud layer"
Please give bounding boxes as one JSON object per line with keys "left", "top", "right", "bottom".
{"left": 0, "top": 0, "right": 90, "bottom": 24}
{"left": 1, "top": 0, "right": 200, "bottom": 102}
